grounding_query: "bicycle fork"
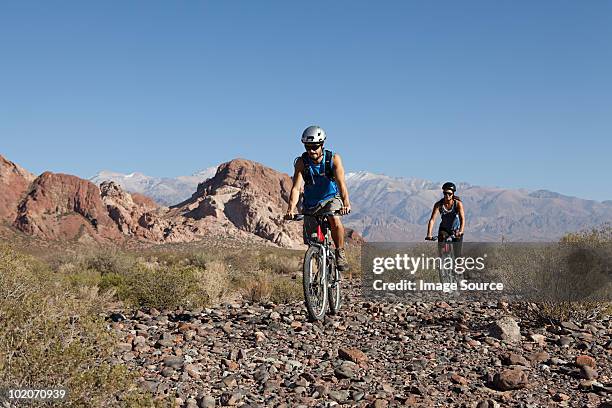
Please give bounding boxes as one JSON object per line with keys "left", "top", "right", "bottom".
{"left": 318, "top": 245, "right": 327, "bottom": 288}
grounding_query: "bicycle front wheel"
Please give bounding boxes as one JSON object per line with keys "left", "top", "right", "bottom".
{"left": 328, "top": 255, "right": 341, "bottom": 315}
{"left": 303, "top": 246, "right": 327, "bottom": 321}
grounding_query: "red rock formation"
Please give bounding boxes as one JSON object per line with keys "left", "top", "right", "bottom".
{"left": 5, "top": 155, "right": 363, "bottom": 248}
{"left": 0, "top": 154, "right": 35, "bottom": 223}
{"left": 173, "top": 159, "right": 303, "bottom": 247}
{"left": 14, "top": 172, "right": 122, "bottom": 241}
{"left": 173, "top": 158, "right": 364, "bottom": 247}
{"left": 100, "top": 180, "right": 172, "bottom": 241}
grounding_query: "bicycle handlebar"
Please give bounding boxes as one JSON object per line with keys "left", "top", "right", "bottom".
{"left": 425, "top": 233, "right": 459, "bottom": 241}
{"left": 288, "top": 209, "right": 344, "bottom": 221}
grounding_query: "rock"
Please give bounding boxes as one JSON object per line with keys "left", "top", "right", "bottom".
{"left": 221, "top": 375, "right": 237, "bottom": 388}
{"left": 338, "top": 347, "right": 368, "bottom": 364}
{"left": 451, "top": 373, "right": 469, "bottom": 385}
{"left": 575, "top": 355, "right": 596, "bottom": 368}
{"left": 580, "top": 366, "right": 598, "bottom": 380}
{"left": 115, "top": 342, "right": 133, "bottom": 353}
{"left": 475, "top": 400, "right": 500, "bottom": 408}
{"left": 529, "top": 334, "right": 546, "bottom": 346}
{"left": 334, "top": 363, "right": 356, "bottom": 379}
{"left": 552, "top": 393, "right": 570, "bottom": 402}
{"left": 0, "top": 154, "right": 35, "bottom": 223}
{"left": 328, "top": 390, "right": 350, "bottom": 402}
{"left": 489, "top": 317, "right": 521, "bottom": 343}
{"left": 198, "top": 395, "right": 216, "bottom": 408}
{"left": 503, "top": 353, "right": 530, "bottom": 367}
{"left": 370, "top": 399, "right": 389, "bottom": 408}
{"left": 161, "top": 367, "right": 175, "bottom": 378}
{"left": 163, "top": 356, "right": 184, "bottom": 369}
{"left": 527, "top": 351, "right": 550, "bottom": 364}
{"left": 492, "top": 369, "right": 529, "bottom": 391}
{"left": 220, "top": 391, "right": 242, "bottom": 406}
{"left": 560, "top": 321, "right": 581, "bottom": 331}
{"left": 14, "top": 172, "right": 123, "bottom": 241}
{"left": 185, "top": 398, "right": 199, "bottom": 408}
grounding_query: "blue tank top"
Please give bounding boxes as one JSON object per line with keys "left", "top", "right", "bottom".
{"left": 303, "top": 150, "right": 339, "bottom": 209}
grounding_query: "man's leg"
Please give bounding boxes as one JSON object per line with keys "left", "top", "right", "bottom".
{"left": 329, "top": 215, "right": 349, "bottom": 272}
{"left": 329, "top": 216, "right": 345, "bottom": 250}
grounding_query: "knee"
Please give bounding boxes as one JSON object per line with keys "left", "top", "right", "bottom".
{"left": 329, "top": 216, "right": 343, "bottom": 229}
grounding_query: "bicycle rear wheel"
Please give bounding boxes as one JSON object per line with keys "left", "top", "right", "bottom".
{"left": 303, "top": 246, "right": 327, "bottom": 321}
{"left": 328, "top": 255, "right": 341, "bottom": 315}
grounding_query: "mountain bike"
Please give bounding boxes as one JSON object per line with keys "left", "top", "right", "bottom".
{"left": 290, "top": 210, "right": 342, "bottom": 321}
{"left": 426, "top": 232, "right": 460, "bottom": 285}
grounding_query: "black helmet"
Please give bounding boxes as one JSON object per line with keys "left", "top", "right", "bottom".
{"left": 442, "top": 182, "right": 456, "bottom": 192}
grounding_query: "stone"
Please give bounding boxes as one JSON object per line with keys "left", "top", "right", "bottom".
{"left": 580, "top": 366, "right": 598, "bottom": 380}
{"left": 489, "top": 317, "right": 521, "bottom": 343}
{"left": 115, "top": 342, "right": 133, "bottom": 353}
{"left": 575, "top": 355, "right": 596, "bottom": 368}
{"left": 198, "top": 395, "right": 216, "bottom": 408}
{"left": 163, "top": 356, "right": 184, "bottom": 369}
{"left": 493, "top": 369, "right": 529, "bottom": 391}
{"left": 504, "top": 353, "right": 530, "bottom": 367}
{"left": 338, "top": 347, "right": 368, "bottom": 364}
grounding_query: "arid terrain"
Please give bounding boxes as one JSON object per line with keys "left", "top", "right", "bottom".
{"left": 1, "top": 153, "right": 611, "bottom": 407}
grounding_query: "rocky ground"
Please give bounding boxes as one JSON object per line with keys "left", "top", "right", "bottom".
{"left": 108, "top": 280, "right": 612, "bottom": 408}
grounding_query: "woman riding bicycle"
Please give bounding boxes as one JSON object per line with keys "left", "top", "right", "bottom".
{"left": 426, "top": 182, "right": 466, "bottom": 257}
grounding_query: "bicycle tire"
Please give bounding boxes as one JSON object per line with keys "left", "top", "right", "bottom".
{"left": 303, "top": 245, "right": 327, "bottom": 321}
{"left": 328, "top": 255, "right": 341, "bottom": 315}
{"left": 439, "top": 248, "right": 457, "bottom": 285}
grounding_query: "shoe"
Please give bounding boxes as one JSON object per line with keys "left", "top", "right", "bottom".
{"left": 335, "top": 248, "right": 349, "bottom": 271}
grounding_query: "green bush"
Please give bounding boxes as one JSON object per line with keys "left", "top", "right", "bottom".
{"left": 0, "top": 244, "right": 156, "bottom": 407}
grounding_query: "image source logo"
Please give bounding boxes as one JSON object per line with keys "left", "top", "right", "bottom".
{"left": 361, "top": 242, "right": 612, "bottom": 303}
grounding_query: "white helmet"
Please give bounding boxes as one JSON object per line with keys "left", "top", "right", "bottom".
{"left": 301, "top": 125, "right": 326, "bottom": 144}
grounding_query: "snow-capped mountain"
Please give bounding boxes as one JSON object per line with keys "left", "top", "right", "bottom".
{"left": 90, "top": 167, "right": 217, "bottom": 206}
{"left": 89, "top": 167, "right": 611, "bottom": 241}
{"left": 345, "top": 171, "right": 612, "bottom": 242}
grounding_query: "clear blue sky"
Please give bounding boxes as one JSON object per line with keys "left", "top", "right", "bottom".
{"left": 1, "top": 1, "right": 610, "bottom": 200}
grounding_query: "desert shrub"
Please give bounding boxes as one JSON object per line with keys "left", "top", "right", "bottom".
{"left": 270, "top": 276, "right": 303, "bottom": 304}
{"left": 258, "top": 250, "right": 301, "bottom": 275}
{"left": 201, "top": 260, "right": 230, "bottom": 303}
{"left": 113, "top": 261, "right": 229, "bottom": 310}
{"left": 533, "top": 224, "right": 612, "bottom": 322}
{"left": 235, "top": 270, "right": 303, "bottom": 304}
{"left": 122, "top": 265, "right": 206, "bottom": 309}
{"left": 345, "top": 246, "right": 361, "bottom": 279}
{"left": 83, "top": 249, "right": 137, "bottom": 276}
{"left": 561, "top": 223, "right": 612, "bottom": 244}
{"left": 238, "top": 270, "right": 273, "bottom": 303}
{"left": 0, "top": 244, "right": 155, "bottom": 407}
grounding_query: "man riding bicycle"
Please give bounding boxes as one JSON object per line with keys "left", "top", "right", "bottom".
{"left": 426, "top": 182, "right": 466, "bottom": 256}
{"left": 285, "top": 125, "right": 352, "bottom": 271}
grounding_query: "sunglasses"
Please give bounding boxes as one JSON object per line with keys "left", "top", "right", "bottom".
{"left": 443, "top": 192, "right": 454, "bottom": 196}
{"left": 304, "top": 143, "right": 322, "bottom": 151}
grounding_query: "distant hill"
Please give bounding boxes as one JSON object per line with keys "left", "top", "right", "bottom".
{"left": 90, "top": 167, "right": 217, "bottom": 206}
{"left": 344, "top": 171, "right": 612, "bottom": 241}
{"left": 5, "top": 152, "right": 610, "bottom": 244}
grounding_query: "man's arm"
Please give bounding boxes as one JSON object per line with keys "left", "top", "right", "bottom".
{"left": 456, "top": 200, "right": 466, "bottom": 236}
{"left": 332, "top": 153, "right": 351, "bottom": 215}
{"left": 426, "top": 203, "right": 439, "bottom": 238}
{"left": 285, "top": 158, "right": 304, "bottom": 218}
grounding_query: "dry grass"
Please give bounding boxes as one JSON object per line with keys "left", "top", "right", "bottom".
{"left": 235, "top": 269, "right": 302, "bottom": 304}
{"left": 0, "top": 244, "right": 158, "bottom": 407}
{"left": 535, "top": 224, "right": 612, "bottom": 322}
